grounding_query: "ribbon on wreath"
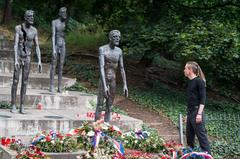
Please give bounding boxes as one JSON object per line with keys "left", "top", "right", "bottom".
{"left": 92, "top": 130, "right": 125, "bottom": 158}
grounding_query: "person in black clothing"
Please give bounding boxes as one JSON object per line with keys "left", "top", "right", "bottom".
{"left": 184, "top": 61, "right": 211, "bottom": 154}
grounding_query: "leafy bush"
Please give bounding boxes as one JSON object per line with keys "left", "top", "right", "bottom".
{"left": 66, "top": 19, "right": 106, "bottom": 50}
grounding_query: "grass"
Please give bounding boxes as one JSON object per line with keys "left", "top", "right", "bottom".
{"left": 128, "top": 83, "right": 240, "bottom": 158}
{"left": 66, "top": 23, "right": 106, "bottom": 50}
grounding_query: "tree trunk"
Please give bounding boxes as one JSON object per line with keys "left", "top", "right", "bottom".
{"left": 2, "top": 0, "right": 13, "bottom": 24}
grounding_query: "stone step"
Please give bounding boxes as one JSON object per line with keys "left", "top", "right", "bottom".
{"left": 0, "top": 60, "right": 50, "bottom": 74}
{"left": 0, "top": 87, "right": 96, "bottom": 110}
{"left": 0, "top": 38, "right": 14, "bottom": 51}
{"left": 0, "top": 109, "right": 143, "bottom": 137}
{"left": 0, "top": 73, "right": 76, "bottom": 89}
{"left": 0, "top": 50, "right": 14, "bottom": 60}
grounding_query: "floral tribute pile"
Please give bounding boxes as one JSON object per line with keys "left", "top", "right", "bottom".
{"left": 0, "top": 121, "right": 213, "bottom": 159}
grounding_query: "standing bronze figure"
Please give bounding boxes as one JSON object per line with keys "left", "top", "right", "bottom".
{"left": 11, "top": 10, "right": 42, "bottom": 114}
{"left": 95, "top": 30, "right": 128, "bottom": 122}
{"left": 50, "top": 7, "right": 67, "bottom": 93}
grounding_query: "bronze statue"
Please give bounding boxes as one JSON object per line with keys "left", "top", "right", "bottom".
{"left": 50, "top": 7, "right": 67, "bottom": 93}
{"left": 95, "top": 30, "right": 128, "bottom": 122}
{"left": 11, "top": 10, "right": 42, "bottom": 114}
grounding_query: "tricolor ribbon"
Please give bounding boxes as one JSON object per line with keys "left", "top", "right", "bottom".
{"left": 92, "top": 130, "right": 102, "bottom": 149}
{"left": 32, "top": 134, "right": 45, "bottom": 145}
{"left": 180, "top": 152, "right": 213, "bottom": 159}
{"left": 92, "top": 131, "right": 125, "bottom": 158}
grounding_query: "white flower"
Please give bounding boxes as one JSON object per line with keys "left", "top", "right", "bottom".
{"left": 123, "top": 132, "right": 132, "bottom": 136}
{"left": 60, "top": 140, "right": 63, "bottom": 144}
{"left": 41, "top": 139, "right": 46, "bottom": 142}
{"left": 87, "top": 130, "right": 95, "bottom": 137}
{"left": 51, "top": 140, "right": 55, "bottom": 144}
{"left": 101, "top": 124, "right": 108, "bottom": 130}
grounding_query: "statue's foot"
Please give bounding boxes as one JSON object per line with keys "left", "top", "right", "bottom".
{"left": 50, "top": 87, "right": 54, "bottom": 94}
{"left": 57, "top": 89, "right": 62, "bottom": 93}
{"left": 10, "top": 105, "right": 17, "bottom": 113}
{"left": 19, "top": 107, "right": 26, "bottom": 114}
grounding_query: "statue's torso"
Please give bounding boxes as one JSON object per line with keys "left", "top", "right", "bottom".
{"left": 54, "top": 19, "right": 65, "bottom": 47}
{"left": 17, "top": 24, "right": 37, "bottom": 56}
{"left": 101, "top": 45, "right": 122, "bottom": 81}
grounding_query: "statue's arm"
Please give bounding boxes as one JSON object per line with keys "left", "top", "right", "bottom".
{"left": 119, "top": 50, "right": 128, "bottom": 97}
{"left": 52, "top": 20, "right": 56, "bottom": 55}
{"left": 14, "top": 26, "right": 19, "bottom": 65}
{"left": 34, "top": 30, "right": 42, "bottom": 72}
{"left": 34, "top": 30, "right": 41, "bottom": 63}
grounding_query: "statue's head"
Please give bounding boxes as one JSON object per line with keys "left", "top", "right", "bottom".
{"left": 59, "top": 7, "right": 67, "bottom": 20}
{"left": 24, "top": 10, "right": 34, "bottom": 25}
{"left": 109, "top": 30, "right": 121, "bottom": 46}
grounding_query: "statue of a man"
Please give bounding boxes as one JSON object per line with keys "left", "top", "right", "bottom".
{"left": 11, "top": 10, "right": 42, "bottom": 114}
{"left": 95, "top": 30, "right": 128, "bottom": 122}
{"left": 50, "top": 7, "right": 67, "bottom": 93}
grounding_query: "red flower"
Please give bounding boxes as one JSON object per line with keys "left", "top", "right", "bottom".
{"left": 66, "top": 133, "right": 73, "bottom": 137}
{"left": 46, "top": 135, "right": 51, "bottom": 142}
{"left": 11, "top": 138, "right": 16, "bottom": 143}
{"left": 74, "top": 129, "right": 79, "bottom": 133}
{"left": 1, "top": 137, "right": 6, "bottom": 145}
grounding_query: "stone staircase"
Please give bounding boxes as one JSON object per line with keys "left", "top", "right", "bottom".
{"left": 0, "top": 34, "right": 143, "bottom": 140}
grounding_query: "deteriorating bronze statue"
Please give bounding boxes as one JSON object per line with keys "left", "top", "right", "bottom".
{"left": 50, "top": 7, "right": 67, "bottom": 93}
{"left": 11, "top": 10, "right": 42, "bottom": 114}
{"left": 95, "top": 30, "right": 128, "bottom": 122}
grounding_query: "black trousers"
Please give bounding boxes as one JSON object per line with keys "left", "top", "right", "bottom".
{"left": 186, "top": 109, "right": 211, "bottom": 154}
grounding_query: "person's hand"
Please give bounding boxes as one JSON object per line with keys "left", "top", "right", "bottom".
{"left": 104, "top": 86, "right": 110, "bottom": 98}
{"left": 53, "top": 50, "right": 57, "bottom": 58}
{"left": 14, "top": 61, "right": 19, "bottom": 70}
{"left": 38, "top": 62, "right": 42, "bottom": 73}
{"left": 123, "top": 85, "right": 128, "bottom": 97}
{"left": 183, "top": 115, "right": 187, "bottom": 123}
{"left": 196, "top": 114, "right": 202, "bottom": 124}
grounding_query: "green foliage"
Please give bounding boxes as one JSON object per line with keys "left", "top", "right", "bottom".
{"left": 5, "top": 0, "right": 240, "bottom": 95}
{"left": 123, "top": 126, "right": 165, "bottom": 152}
{"left": 66, "top": 62, "right": 98, "bottom": 87}
{"left": 152, "top": 56, "right": 181, "bottom": 70}
{"left": 66, "top": 19, "right": 106, "bottom": 50}
{"left": 172, "top": 18, "right": 240, "bottom": 91}
{"left": 129, "top": 84, "right": 186, "bottom": 124}
{"left": 66, "top": 81, "right": 89, "bottom": 93}
{"left": 211, "top": 141, "right": 240, "bottom": 158}
{"left": 36, "top": 136, "right": 79, "bottom": 153}
{"left": 0, "top": 102, "right": 11, "bottom": 109}
{"left": 128, "top": 83, "right": 240, "bottom": 158}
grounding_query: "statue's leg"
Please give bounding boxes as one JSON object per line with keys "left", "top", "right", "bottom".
{"left": 104, "top": 80, "right": 116, "bottom": 122}
{"left": 10, "top": 62, "right": 21, "bottom": 113}
{"left": 95, "top": 80, "right": 105, "bottom": 121}
{"left": 58, "top": 46, "right": 65, "bottom": 93}
{"left": 19, "top": 57, "right": 30, "bottom": 114}
{"left": 50, "top": 48, "right": 57, "bottom": 93}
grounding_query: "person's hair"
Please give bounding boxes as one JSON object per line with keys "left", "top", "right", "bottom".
{"left": 109, "top": 30, "right": 121, "bottom": 39}
{"left": 186, "top": 61, "right": 206, "bottom": 84}
{"left": 24, "top": 10, "right": 34, "bottom": 17}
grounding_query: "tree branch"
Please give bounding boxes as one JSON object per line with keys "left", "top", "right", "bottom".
{"left": 170, "top": 0, "right": 240, "bottom": 10}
